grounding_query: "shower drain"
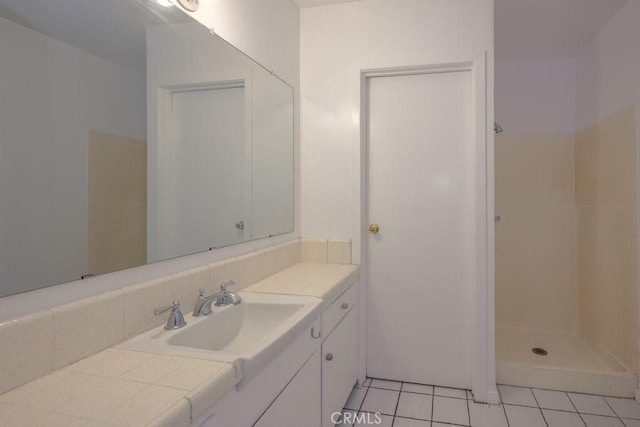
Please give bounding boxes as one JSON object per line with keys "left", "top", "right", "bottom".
{"left": 531, "top": 347, "right": 548, "bottom": 356}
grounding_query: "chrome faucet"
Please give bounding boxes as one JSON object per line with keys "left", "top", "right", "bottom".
{"left": 154, "top": 300, "right": 187, "bottom": 330}
{"left": 192, "top": 280, "right": 242, "bottom": 316}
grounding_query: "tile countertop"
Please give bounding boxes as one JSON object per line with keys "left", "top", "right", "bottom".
{"left": 0, "top": 262, "right": 359, "bottom": 427}
{"left": 245, "top": 262, "right": 360, "bottom": 309}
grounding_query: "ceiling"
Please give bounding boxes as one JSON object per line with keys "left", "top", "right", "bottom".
{"left": 0, "top": 0, "right": 190, "bottom": 73}
{"left": 295, "top": 0, "right": 363, "bottom": 8}
{"left": 295, "top": 0, "right": 628, "bottom": 62}
{"left": 495, "top": 0, "right": 628, "bottom": 61}
{"left": 0, "top": 0, "right": 628, "bottom": 67}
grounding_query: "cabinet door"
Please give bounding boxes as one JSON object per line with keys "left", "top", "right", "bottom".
{"left": 322, "top": 307, "right": 358, "bottom": 427}
{"left": 254, "top": 352, "right": 321, "bottom": 427}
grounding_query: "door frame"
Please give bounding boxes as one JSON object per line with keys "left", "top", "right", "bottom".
{"left": 358, "top": 53, "right": 498, "bottom": 403}
{"left": 153, "top": 79, "right": 252, "bottom": 260}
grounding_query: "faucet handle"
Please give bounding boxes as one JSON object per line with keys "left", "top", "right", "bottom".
{"left": 154, "top": 300, "right": 179, "bottom": 316}
{"left": 220, "top": 280, "right": 235, "bottom": 291}
{"left": 154, "top": 301, "right": 186, "bottom": 330}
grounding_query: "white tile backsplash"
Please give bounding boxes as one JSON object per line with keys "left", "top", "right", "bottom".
{"left": 276, "top": 240, "right": 301, "bottom": 271}
{"left": 208, "top": 258, "right": 240, "bottom": 292}
{"left": 0, "top": 310, "right": 54, "bottom": 395}
{"left": 123, "top": 276, "right": 173, "bottom": 339}
{"left": 170, "top": 266, "right": 210, "bottom": 312}
{"left": 328, "top": 240, "right": 352, "bottom": 264}
{"left": 301, "top": 239, "right": 328, "bottom": 262}
{"left": 0, "top": 237, "right": 354, "bottom": 396}
{"left": 53, "top": 289, "right": 125, "bottom": 369}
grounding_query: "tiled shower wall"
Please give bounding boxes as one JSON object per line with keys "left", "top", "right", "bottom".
{"left": 0, "top": 238, "right": 352, "bottom": 395}
{"left": 575, "top": 106, "right": 638, "bottom": 372}
{"left": 88, "top": 130, "right": 147, "bottom": 276}
{"left": 495, "top": 135, "right": 577, "bottom": 332}
{"left": 496, "top": 105, "right": 638, "bottom": 372}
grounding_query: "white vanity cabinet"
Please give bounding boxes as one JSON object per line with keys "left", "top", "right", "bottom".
{"left": 195, "top": 281, "right": 360, "bottom": 427}
{"left": 254, "top": 352, "right": 321, "bottom": 427}
{"left": 320, "top": 282, "right": 359, "bottom": 427}
{"left": 253, "top": 281, "right": 360, "bottom": 427}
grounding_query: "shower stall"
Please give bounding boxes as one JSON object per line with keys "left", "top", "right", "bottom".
{"left": 494, "top": 107, "right": 639, "bottom": 397}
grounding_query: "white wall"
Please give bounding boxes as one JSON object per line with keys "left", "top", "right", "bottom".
{"left": 0, "top": 15, "right": 145, "bottom": 297}
{"left": 299, "top": 0, "right": 494, "bottom": 257}
{"left": 576, "top": 0, "right": 640, "bottom": 131}
{"left": 496, "top": 59, "right": 576, "bottom": 137}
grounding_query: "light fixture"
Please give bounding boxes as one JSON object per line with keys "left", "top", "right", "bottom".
{"left": 176, "top": 0, "right": 200, "bottom": 12}
{"left": 156, "top": 0, "right": 174, "bottom": 7}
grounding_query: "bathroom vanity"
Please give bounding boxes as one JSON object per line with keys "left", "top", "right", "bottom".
{"left": 0, "top": 257, "right": 361, "bottom": 426}
{"left": 199, "top": 275, "right": 360, "bottom": 426}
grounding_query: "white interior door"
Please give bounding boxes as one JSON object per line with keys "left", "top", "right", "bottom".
{"left": 366, "top": 70, "right": 475, "bottom": 388}
{"left": 170, "top": 87, "right": 246, "bottom": 254}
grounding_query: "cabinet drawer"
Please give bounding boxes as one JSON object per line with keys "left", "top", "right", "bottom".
{"left": 321, "top": 281, "right": 358, "bottom": 337}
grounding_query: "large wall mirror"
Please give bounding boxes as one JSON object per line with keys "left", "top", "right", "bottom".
{"left": 0, "top": 0, "right": 294, "bottom": 298}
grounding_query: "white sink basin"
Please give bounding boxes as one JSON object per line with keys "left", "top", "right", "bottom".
{"left": 117, "top": 292, "right": 322, "bottom": 382}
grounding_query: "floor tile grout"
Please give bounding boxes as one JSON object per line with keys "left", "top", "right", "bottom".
{"left": 352, "top": 378, "right": 640, "bottom": 427}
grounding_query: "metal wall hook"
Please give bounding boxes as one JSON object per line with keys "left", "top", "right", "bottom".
{"left": 311, "top": 326, "right": 321, "bottom": 339}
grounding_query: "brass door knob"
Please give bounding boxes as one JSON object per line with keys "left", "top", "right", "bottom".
{"left": 325, "top": 353, "right": 334, "bottom": 361}
{"left": 368, "top": 223, "right": 379, "bottom": 234}
{"left": 341, "top": 303, "right": 349, "bottom": 310}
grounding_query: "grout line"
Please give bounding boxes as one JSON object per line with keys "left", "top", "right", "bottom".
{"left": 602, "top": 396, "right": 627, "bottom": 424}
{"left": 392, "top": 382, "right": 401, "bottom": 417}
{"left": 505, "top": 399, "right": 622, "bottom": 419}
{"left": 502, "top": 403, "right": 511, "bottom": 427}
{"left": 566, "top": 394, "right": 588, "bottom": 427}
{"left": 401, "top": 390, "right": 434, "bottom": 397}
{"left": 504, "top": 402, "right": 597, "bottom": 414}
{"left": 356, "top": 381, "right": 371, "bottom": 416}
{"left": 539, "top": 406, "right": 550, "bottom": 427}
{"left": 431, "top": 385, "right": 436, "bottom": 426}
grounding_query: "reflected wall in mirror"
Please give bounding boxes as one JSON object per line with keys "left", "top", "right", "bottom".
{"left": 0, "top": 0, "right": 294, "bottom": 298}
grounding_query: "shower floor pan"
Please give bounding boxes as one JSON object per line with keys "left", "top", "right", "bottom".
{"left": 496, "top": 327, "right": 636, "bottom": 397}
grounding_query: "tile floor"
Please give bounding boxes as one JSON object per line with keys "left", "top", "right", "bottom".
{"left": 337, "top": 378, "right": 640, "bottom": 427}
